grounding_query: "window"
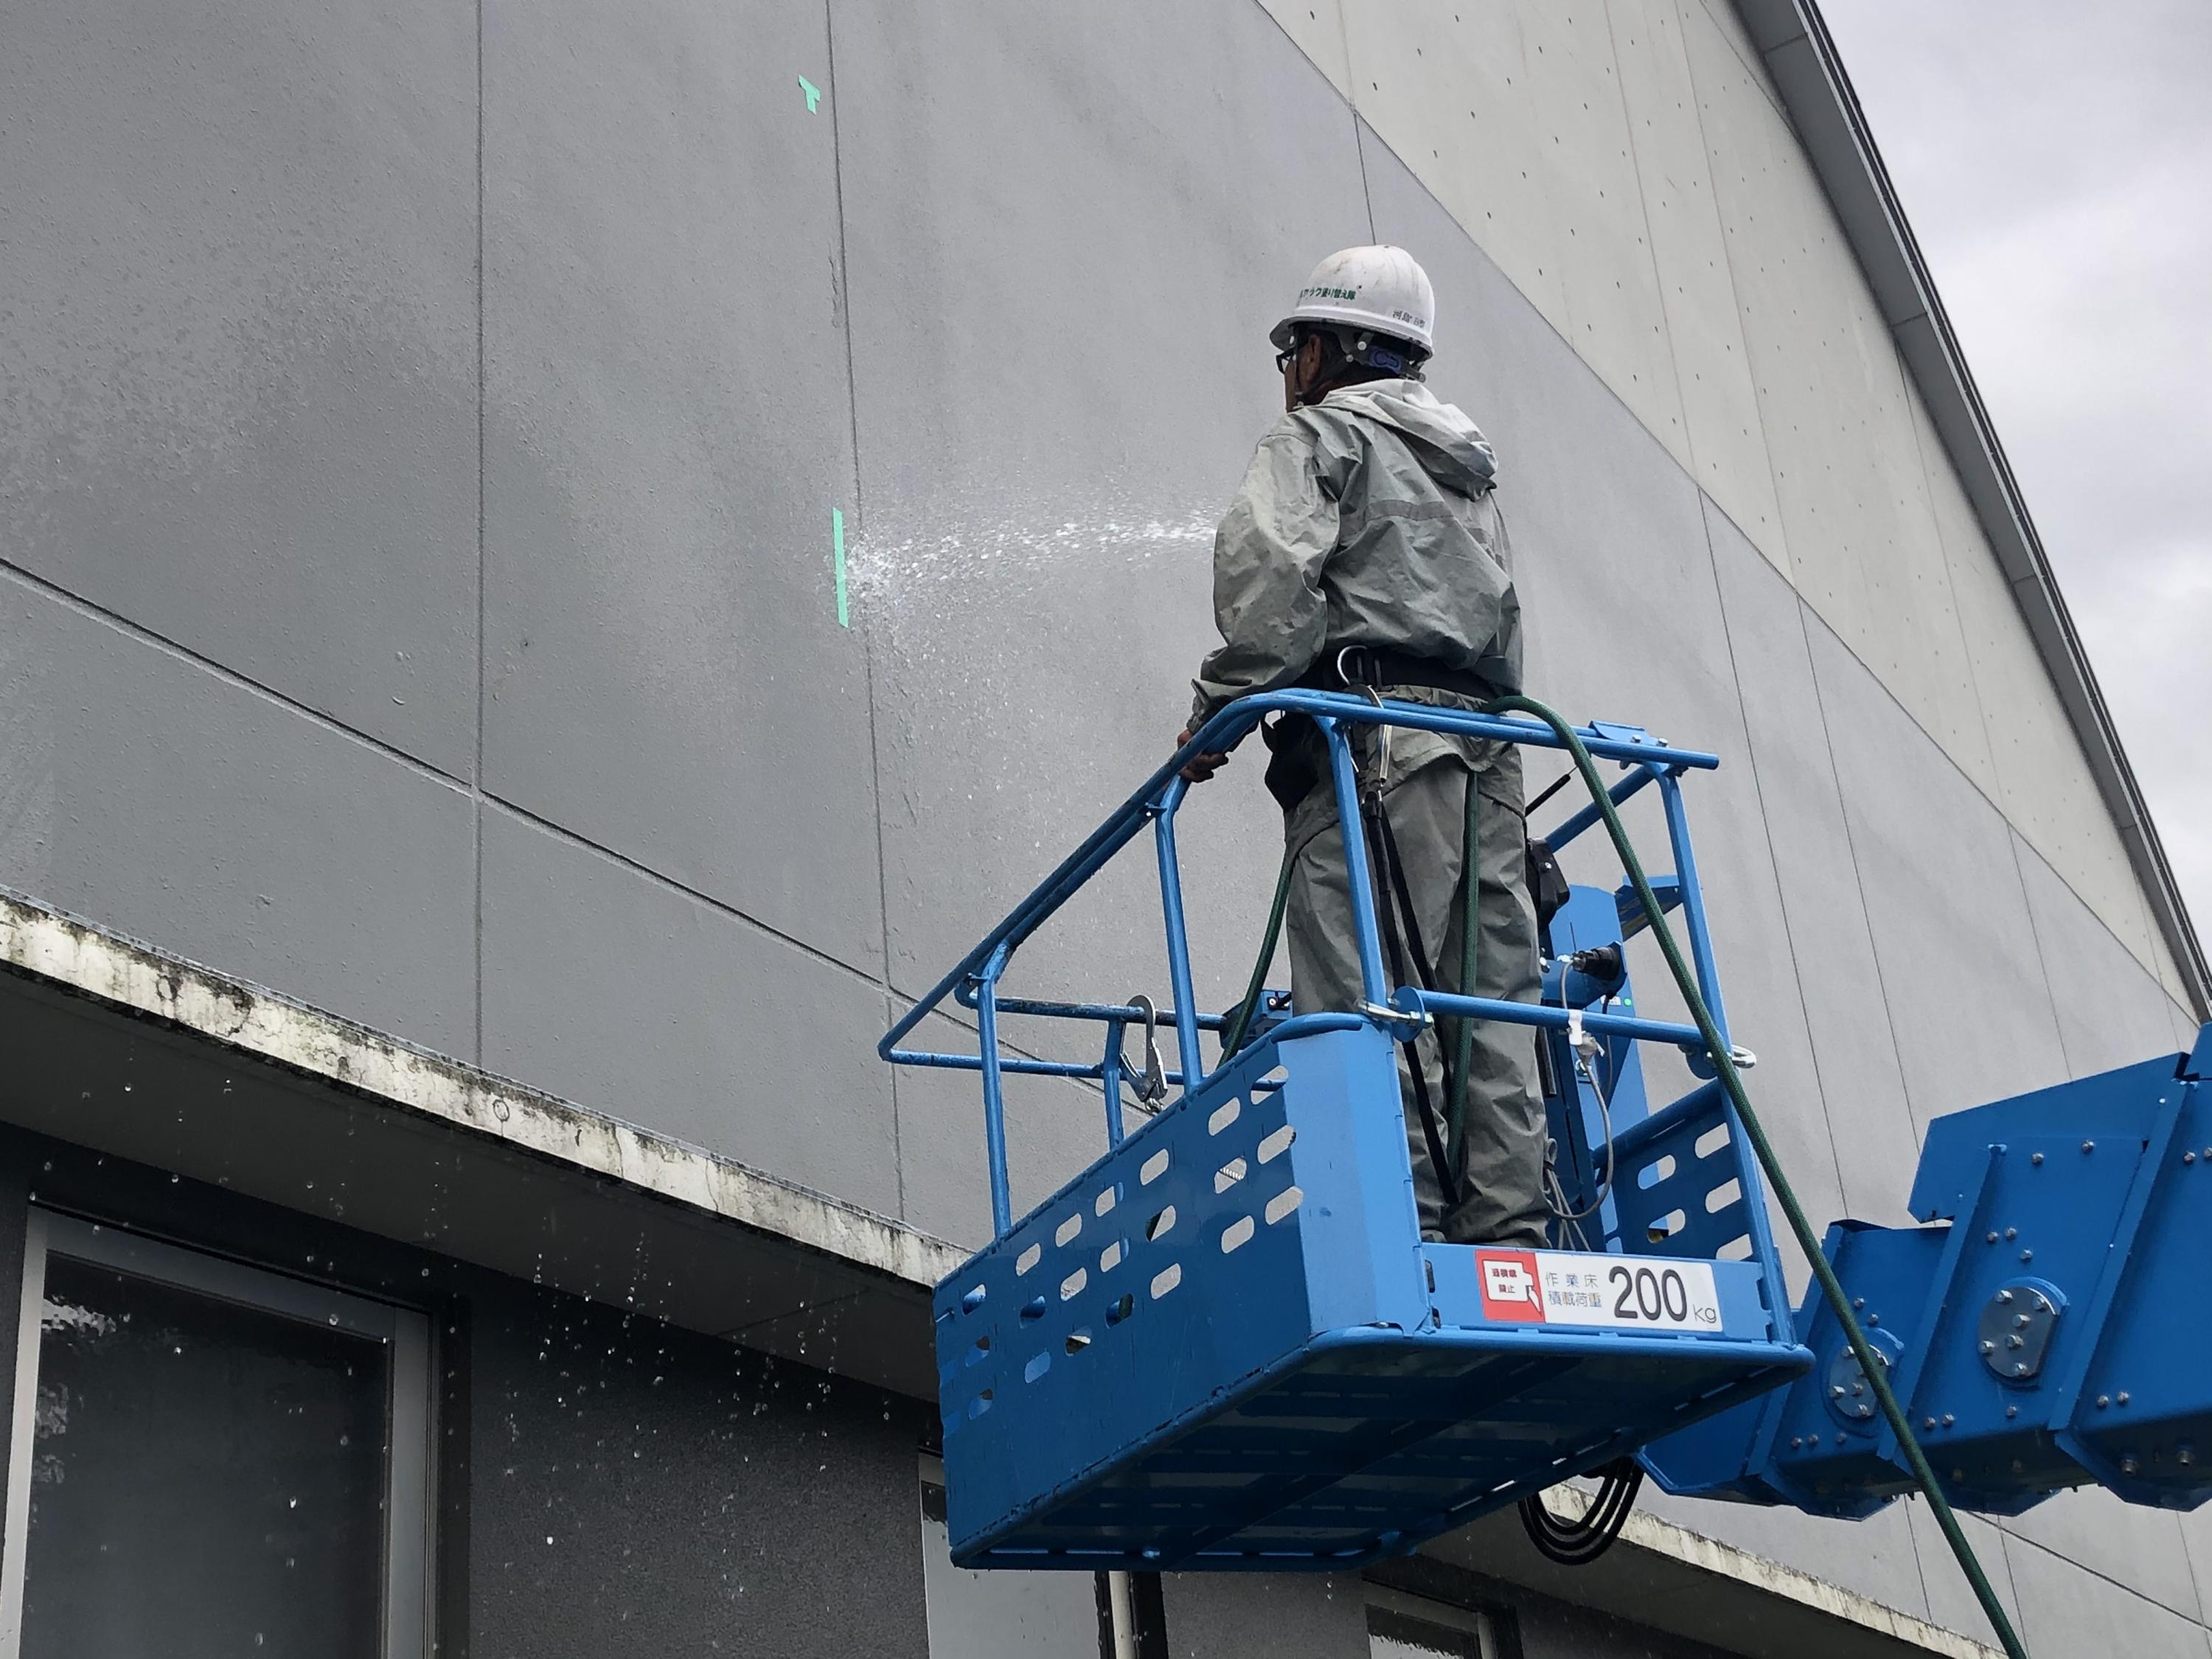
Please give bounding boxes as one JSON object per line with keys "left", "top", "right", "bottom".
{"left": 0, "top": 1211, "right": 432, "bottom": 1659}
{"left": 919, "top": 1461, "right": 1105, "bottom": 1659}
{"left": 1368, "top": 1587, "right": 1499, "bottom": 1658}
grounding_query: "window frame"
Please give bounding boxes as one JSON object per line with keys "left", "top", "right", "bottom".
{"left": 0, "top": 1208, "right": 434, "bottom": 1659}
{"left": 1366, "top": 1584, "right": 1500, "bottom": 1659}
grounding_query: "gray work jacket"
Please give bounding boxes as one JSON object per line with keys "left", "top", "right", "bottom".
{"left": 1189, "top": 379, "right": 1522, "bottom": 796}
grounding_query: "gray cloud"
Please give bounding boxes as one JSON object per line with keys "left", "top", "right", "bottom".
{"left": 1824, "top": 0, "right": 2212, "bottom": 968}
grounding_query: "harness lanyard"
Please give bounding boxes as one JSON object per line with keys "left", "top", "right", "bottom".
{"left": 1447, "top": 768, "right": 1481, "bottom": 1168}
{"left": 1360, "top": 752, "right": 1464, "bottom": 1212}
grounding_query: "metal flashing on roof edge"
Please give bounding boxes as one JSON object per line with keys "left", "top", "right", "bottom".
{"left": 1728, "top": 0, "right": 2211, "bottom": 1019}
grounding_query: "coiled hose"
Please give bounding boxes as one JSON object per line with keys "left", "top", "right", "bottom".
{"left": 1520, "top": 1457, "right": 1644, "bottom": 1565}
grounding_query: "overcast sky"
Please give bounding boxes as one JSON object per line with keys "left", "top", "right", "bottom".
{"left": 1821, "top": 1, "right": 2211, "bottom": 961}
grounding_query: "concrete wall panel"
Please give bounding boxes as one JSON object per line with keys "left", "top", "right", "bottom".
{"left": 2172, "top": 998, "right": 2204, "bottom": 1052}
{"left": 1677, "top": 6, "right": 2000, "bottom": 812}
{"left": 2003, "top": 1486, "right": 2201, "bottom": 1628}
{"left": 2000, "top": 1531, "right": 2211, "bottom": 1659}
{"left": 1607, "top": 0, "right": 1790, "bottom": 569}
{"left": 1903, "top": 384, "right": 2180, "bottom": 998}
{"left": 1806, "top": 616, "right": 2068, "bottom": 1125}
{"left": 1639, "top": 1494, "right": 1933, "bottom": 1628}
{"left": 1160, "top": 1573, "right": 1369, "bottom": 1659}
{"left": 891, "top": 1011, "right": 1110, "bottom": 1251}
{"left": 1516, "top": 6, "right": 1696, "bottom": 469}
{"left": 1343, "top": 7, "right": 1695, "bottom": 471}
{"left": 832, "top": 0, "right": 1367, "bottom": 1008}
{"left": 2183, "top": 1508, "right": 2212, "bottom": 1645}
{"left": 921, "top": 1484, "right": 1101, "bottom": 1658}
{"left": 2011, "top": 831, "right": 2186, "bottom": 1077}
{"left": 1907, "top": 1501, "right": 2026, "bottom": 1652}
{"left": 1346, "top": 7, "right": 1569, "bottom": 338}
{"left": 479, "top": 807, "right": 901, "bottom": 1215}
{"left": 0, "top": 0, "right": 480, "bottom": 776}
{"left": 1703, "top": 501, "right": 1921, "bottom": 1222}
{"left": 1685, "top": 0, "right": 1786, "bottom": 112}
{"left": 480, "top": 0, "right": 885, "bottom": 972}
{"left": 0, "top": 571, "right": 475, "bottom": 1055}
{"left": 1255, "top": 0, "right": 1355, "bottom": 99}
{"left": 1680, "top": 8, "right": 1874, "bottom": 621}
{"left": 468, "top": 1280, "right": 931, "bottom": 1659}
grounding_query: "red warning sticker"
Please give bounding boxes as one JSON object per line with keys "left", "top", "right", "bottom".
{"left": 1475, "top": 1249, "right": 1548, "bottom": 1324}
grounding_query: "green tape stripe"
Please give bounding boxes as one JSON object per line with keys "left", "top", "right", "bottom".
{"left": 832, "top": 507, "right": 849, "bottom": 628}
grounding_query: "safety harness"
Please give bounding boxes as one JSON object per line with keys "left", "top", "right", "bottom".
{"left": 1226, "top": 647, "right": 1493, "bottom": 1215}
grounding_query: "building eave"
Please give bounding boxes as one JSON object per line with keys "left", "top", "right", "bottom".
{"left": 0, "top": 883, "right": 959, "bottom": 1397}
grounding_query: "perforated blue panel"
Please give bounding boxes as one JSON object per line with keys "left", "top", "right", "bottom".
{"left": 934, "top": 1024, "right": 1809, "bottom": 1569}
{"left": 1607, "top": 1085, "right": 1758, "bottom": 1267}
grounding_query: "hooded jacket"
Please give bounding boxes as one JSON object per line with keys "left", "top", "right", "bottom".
{"left": 1188, "top": 378, "right": 1521, "bottom": 735}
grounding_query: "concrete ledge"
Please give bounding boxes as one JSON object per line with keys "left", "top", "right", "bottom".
{"left": 1417, "top": 1489, "right": 2000, "bottom": 1659}
{"left": 0, "top": 886, "right": 959, "bottom": 1393}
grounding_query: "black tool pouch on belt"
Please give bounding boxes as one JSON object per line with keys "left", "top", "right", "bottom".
{"left": 1261, "top": 714, "right": 1322, "bottom": 813}
{"left": 1526, "top": 835, "right": 1571, "bottom": 940}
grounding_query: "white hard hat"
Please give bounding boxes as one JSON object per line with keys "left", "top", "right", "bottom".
{"left": 1270, "top": 245, "right": 1436, "bottom": 357}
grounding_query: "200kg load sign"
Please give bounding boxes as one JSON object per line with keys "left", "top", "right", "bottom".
{"left": 1475, "top": 1248, "right": 1722, "bottom": 1332}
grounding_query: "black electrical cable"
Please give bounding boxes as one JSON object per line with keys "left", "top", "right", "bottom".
{"left": 1518, "top": 1458, "right": 1644, "bottom": 1565}
{"left": 1363, "top": 800, "right": 1463, "bottom": 1211}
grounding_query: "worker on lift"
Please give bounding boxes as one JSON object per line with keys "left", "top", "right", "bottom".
{"left": 1176, "top": 246, "right": 1545, "bottom": 1247}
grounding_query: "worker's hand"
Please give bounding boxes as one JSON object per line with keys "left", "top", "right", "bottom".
{"left": 1177, "top": 728, "right": 1229, "bottom": 785}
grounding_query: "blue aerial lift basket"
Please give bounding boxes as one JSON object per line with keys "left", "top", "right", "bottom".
{"left": 883, "top": 692, "right": 1814, "bottom": 1570}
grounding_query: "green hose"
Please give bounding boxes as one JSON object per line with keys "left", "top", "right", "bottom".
{"left": 1484, "top": 693, "right": 2028, "bottom": 1659}
{"left": 1222, "top": 844, "right": 1294, "bottom": 1060}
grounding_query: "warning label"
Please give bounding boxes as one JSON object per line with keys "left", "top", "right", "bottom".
{"left": 1475, "top": 1250, "right": 1547, "bottom": 1324}
{"left": 1474, "top": 1249, "right": 1722, "bottom": 1332}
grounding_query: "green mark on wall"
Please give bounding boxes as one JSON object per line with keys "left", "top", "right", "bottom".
{"left": 832, "top": 507, "right": 849, "bottom": 627}
{"left": 798, "top": 74, "right": 823, "bottom": 113}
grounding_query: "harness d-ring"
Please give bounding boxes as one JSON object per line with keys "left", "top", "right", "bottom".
{"left": 1335, "top": 654, "right": 1391, "bottom": 798}
{"left": 1121, "top": 994, "right": 1168, "bottom": 1105}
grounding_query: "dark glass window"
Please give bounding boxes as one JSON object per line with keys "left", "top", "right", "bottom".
{"left": 1369, "top": 1603, "right": 1492, "bottom": 1658}
{"left": 18, "top": 1251, "right": 396, "bottom": 1659}
{"left": 919, "top": 1478, "right": 1103, "bottom": 1659}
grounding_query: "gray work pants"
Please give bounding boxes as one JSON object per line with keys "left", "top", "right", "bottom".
{"left": 1282, "top": 737, "right": 1548, "bottom": 1245}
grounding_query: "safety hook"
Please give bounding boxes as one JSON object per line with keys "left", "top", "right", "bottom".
{"left": 1121, "top": 994, "right": 1168, "bottom": 1105}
